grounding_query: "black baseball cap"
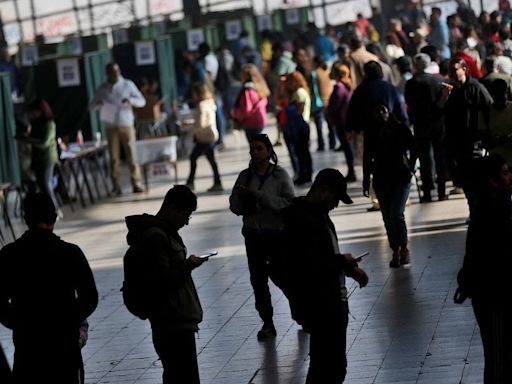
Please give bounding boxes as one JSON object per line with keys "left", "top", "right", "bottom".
{"left": 314, "top": 168, "right": 353, "bottom": 204}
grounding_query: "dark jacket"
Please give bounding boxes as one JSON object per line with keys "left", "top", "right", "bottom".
{"left": 125, "top": 214, "right": 202, "bottom": 331}
{"left": 326, "top": 82, "right": 352, "bottom": 130}
{"left": 363, "top": 116, "right": 418, "bottom": 185}
{"left": 457, "top": 190, "right": 512, "bottom": 301}
{"left": 0, "top": 228, "right": 98, "bottom": 383}
{"left": 281, "top": 198, "right": 355, "bottom": 329}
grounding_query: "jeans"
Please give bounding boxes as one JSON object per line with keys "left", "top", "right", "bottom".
{"left": 34, "top": 163, "right": 59, "bottom": 209}
{"left": 335, "top": 126, "right": 355, "bottom": 175}
{"left": 186, "top": 143, "right": 221, "bottom": 185}
{"left": 215, "top": 91, "right": 226, "bottom": 144}
{"left": 417, "top": 133, "right": 447, "bottom": 196}
{"left": 373, "top": 179, "right": 410, "bottom": 251}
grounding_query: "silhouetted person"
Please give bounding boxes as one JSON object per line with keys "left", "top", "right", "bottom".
{"left": 454, "top": 154, "right": 512, "bottom": 383}
{"left": 282, "top": 169, "right": 369, "bottom": 383}
{"left": 0, "top": 193, "right": 98, "bottom": 383}
{"left": 0, "top": 342, "right": 11, "bottom": 384}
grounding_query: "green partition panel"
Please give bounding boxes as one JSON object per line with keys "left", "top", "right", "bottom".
{"left": 0, "top": 74, "right": 21, "bottom": 186}
{"left": 156, "top": 37, "right": 177, "bottom": 110}
{"left": 204, "top": 25, "right": 220, "bottom": 50}
{"left": 277, "top": 7, "right": 310, "bottom": 35}
{"left": 84, "top": 50, "right": 112, "bottom": 138}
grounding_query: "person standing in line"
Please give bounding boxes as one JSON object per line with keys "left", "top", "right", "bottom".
{"left": 232, "top": 64, "right": 270, "bottom": 143}
{"left": 454, "top": 154, "right": 512, "bottom": 384}
{"left": 124, "top": 186, "right": 208, "bottom": 384}
{"left": 0, "top": 193, "right": 98, "bottom": 384}
{"left": 16, "top": 99, "right": 61, "bottom": 217}
{"left": 326, "top": 62, "right": 356, "bottom": 182}
{"left": 362, "top": 104, "right": 418, "bottom": 268}
{"left": 91, "top": 62, "right": 146, "bottom": 195}
{"left": 282, "top": 168, "right": 369, "bottom": 383}
{"left": 229, "top": 134, "right": 294, "bottom": 340}
{"left": 185, "top": 83, "right": 223, "bottom": 192}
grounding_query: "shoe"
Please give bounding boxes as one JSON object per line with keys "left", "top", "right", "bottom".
{"left": 449, "top": 187, "right": 464, "bottom": 195}
{"left": 207, "top": 183, "right": 223, "bottom": 192}
{"left": 273, "top": 140, "right": 283, "bottom": 147}
{"left": 422, "top": 192, "right": 432, "bottom": 203}
{"left": 367, "top": 206, "right": 380, "bottom": 212}
{"left": 346, "top": 172, "right": 357, "bottom": 183}
{"left": 438, "top": 194, "right": 449, "bottom": 201}
{"left": 317, "top": 147, "right": 325, "bottom": 152}
{"left": 257, "top": 322, "right": 277, "bottom": 341}
{"left": 389, "top": 251, "right": 400, "bottom": 268}
{"left": 334, "top": 146, "right": 343, "bottom": 152}
{"left": 185, "top": 182, "right": 195, "bottom": 191}
{"left": 399, "top": 247, "right": 410, "bottom": 265}
{"left": 112, "top": 187, "right": 122, "bottom": 196}
{"left": 132, "top": 185, "right": 144, "bottom": 193}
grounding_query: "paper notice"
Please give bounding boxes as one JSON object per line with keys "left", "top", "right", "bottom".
{"left": 99, "top": 102, "right": 118, "bottom": 125}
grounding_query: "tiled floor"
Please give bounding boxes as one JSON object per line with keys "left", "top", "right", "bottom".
{"left": 0, "top": 127, "right": 483, "bottom": 383}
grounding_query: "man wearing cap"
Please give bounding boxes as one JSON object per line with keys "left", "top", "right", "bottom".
{"left": 0, "top": 193, "right": 98, "bottom": 383}
{"left": 281, "top": 168, "right": 369, "bottom": 383}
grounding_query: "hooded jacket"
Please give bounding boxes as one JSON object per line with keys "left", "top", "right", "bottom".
{"left": 125, "top": 214, "right": 202, "bottom": 330}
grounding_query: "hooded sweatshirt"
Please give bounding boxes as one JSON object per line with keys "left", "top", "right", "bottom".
{"left": 125, "top": 214, "right": 202, "bottom": 330}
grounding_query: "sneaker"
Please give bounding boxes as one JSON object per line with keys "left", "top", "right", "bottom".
{"left": 449, "top": 187, "right": 464, "bottom": 195}
{"left": 422, "top": 192, "right": 432, "bottom": 203}
{"left": 257, "top": 322, "right": 277, "bottom": 341}
{"left": 207, "top": 183, "right": 223, "bottom": 192}
{"left": 367, "top": 206, "right": 380, "bottom": 212}
{"left": 185, "top": 182, "right": 195, "bottom": 191}
{"left": 438, "top": 194, "right": 449, "bottom": 201}
{"left": 132, "top": 185, "right": 144, "bottom": 193}
{"left": 389, "top": 251, "right": 400, "bottom": 268}
{"left": 399, "top": 247, "right": 410, "bottom": 265}
{"left": 112, "top": 187, "right": 122, "bottom": 196}
{"left": 346, "top": 172, "right": 357, "bottom": 183}
{"left": 273, "top": 140, "right": 283, "bottom": 147}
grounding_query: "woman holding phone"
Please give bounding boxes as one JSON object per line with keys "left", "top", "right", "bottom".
{"left": 229, "top": 134, "right": 295, "bottom": 340}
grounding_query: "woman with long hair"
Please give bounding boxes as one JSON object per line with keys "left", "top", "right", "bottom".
{"left": 185, "top": 82, "right": 223, "bottom": 192}
{"left": 284, "top": 70, "right": 313, "bottom": 185}
{"left": 232, "top": 64, "right": 270, "bottom": 142}
{"left": 229, "top": 134, "right": 294, "bottom": 340}
{"left": 20, "top": 99, "right": 61, "bottom": 215}
{"left": 363, "top": 104, "right": 418, "bottom": 268}
{"left": 327, "top": 62, "right": 356, "bottom": 181}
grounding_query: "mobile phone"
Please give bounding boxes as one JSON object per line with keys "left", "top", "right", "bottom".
{"left": 355, "top": 251, "right": 369, "bottom": 261}
{"left": 198, "top": 251, "right": 218, "bottom": 259}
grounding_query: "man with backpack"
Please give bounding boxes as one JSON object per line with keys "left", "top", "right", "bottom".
{"left": 122, "top": 185, "right": 207, "bottom": 383}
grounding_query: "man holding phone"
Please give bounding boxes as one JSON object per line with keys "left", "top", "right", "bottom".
{"left": 282, "top": 168, "right": 369, "bottom": 383}
{"left": 124, "top": 185, "right": 207, "bottom": 383}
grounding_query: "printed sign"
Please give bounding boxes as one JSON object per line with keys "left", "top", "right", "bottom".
{"left": 285, "top": 8, "right": 300, "bottom": 25}
{"left": 187, "top": 28, "right": 205, "bottom": 51}
{"left": 68, "top": 36, "right": 82, "bottom": 55}
{"left": 257, "top": 15, "right": 273, "bottom": 31}
{"left": 225, "top": 20, "right": 242, "bottom": 41}
{"left": 21, "top": 46, "right": 39, "bottom": 66}
{"left": 112, "top": 29, "right": 129, "bottom": 45}
{"left": 135, "top": 41, "right": 156, "bottom": 65}
{"left": 57, "top": 58, "right": 81, "bottom": 87}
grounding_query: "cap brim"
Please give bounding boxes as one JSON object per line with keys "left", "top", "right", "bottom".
{"left": 340, "top": 194, "right": 353, "bottom": 204}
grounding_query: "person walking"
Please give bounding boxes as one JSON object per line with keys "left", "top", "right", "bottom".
{"left": 229, "top": 134, "right": 294, "bottom": 340}
{"left": 232, "top": 64, "right": 270, "bottom": 143}
{"left": 0, "top": 193, "right": 98, "bottom": 383}
{"left": 17, "top": 99, "right": 61, "bottom": 216}
{"left": 362, "top": 104, "right": 418, "bottom": 268}
{"left": 124, "top": 185, "right": 208, "bottom": 383}
{"left": 92, "top": 62, "right": 146, "bottom": 195}
{"left": 454, "top": 154, "right": 512, "bottom": 383}
{"left": 185, "top": 83, "right": 223, "bottom": 192}
{"left": 282, "top": 168, "right": 369, "bottom": 383}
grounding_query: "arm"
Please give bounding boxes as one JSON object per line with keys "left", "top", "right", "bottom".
{"left": 0, "top": 248, "right": 13, "bottom": 329}
{"left": 229, "top": 171, "right": 250, "bottom": 216}
{"left": 127, "top": 81, "right": 146, "bottom": 108}
{"left": 72, "top": 245, "right": 99, "bottom": 323}
{"left": 23, "top": 121, "right": 56, "bottom": 149}
{"left": 362, "top": 132, "right": 373, "bottom": 196}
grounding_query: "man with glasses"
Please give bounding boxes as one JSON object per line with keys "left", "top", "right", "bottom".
{"left": 124, "top": 185, "right": 208, "bottom": 383}
{"left": 437, "top": 57, "right": 493, "bottom": 211}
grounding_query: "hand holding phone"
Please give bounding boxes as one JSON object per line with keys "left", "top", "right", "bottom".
{"left": 355, "top": 251, "right": 370, "bottom": 262}
{"left": 198, "top": 251, "right": 218, "bottom": 259}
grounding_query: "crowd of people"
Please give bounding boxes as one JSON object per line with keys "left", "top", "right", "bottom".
{"left": 2, "top": 0, "right": 512, "bottom": 382}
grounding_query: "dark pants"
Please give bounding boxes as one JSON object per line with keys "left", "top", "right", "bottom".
{"left": 34, "top": 163, "right": 59, "bottom": 209}
{"left": 306, "top": 301, "right": 349, "bottom": 383}
{"left": 243, "top": 230, "right": 286, "bottom": 323}
{"left": 472, "top": 297, "right": 512, "bottom": 384}
{"left": 151, "top": 327, "right": 200, "bottom": 384}
{"left": 417, "top": 133, "right": 447, "bottom": 196}
{"left": 373, "top": 179, "right": 411, "bottom": 251}
{"left": 335, "top": 126, "right": 355, "bottom": 176}
{"left": 313, "top": 109, "right": 335, "bottom": 150}
{"left": 187, "top": 143, "right": 221, "bottom": 185}
{"left": 282, "top": 124, "right": 299, "bottom": 175}
{"left": 295, "top": 123, "right": 313, "bottom": 182}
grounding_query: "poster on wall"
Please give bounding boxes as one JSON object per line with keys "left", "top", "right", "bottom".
{"left": 112, "top": 29, "right": 129, "bottom": 45}
{"left": 285, "top": 8, "right": 300, "bottom": 25}
{"left": 187, "top": 28, "right": 205, "bottom": 51}
{"left": 257, "top": 15, "right": 273, "bottom": 31}
{"left": 57, "top": 58, "right": 81, "bottom": 87}
{"left": 225, "top": 20, "right": 242, "bottom": 41}
{"left": 21, "top": 46, "right": 39, "bottom": 66}
{"left": 135, "top": 41, "right": 156, "bottom": 65}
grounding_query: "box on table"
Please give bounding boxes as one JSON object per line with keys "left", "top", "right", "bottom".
{"left": 131, "top": 136, "right": 178, "bottom": 164}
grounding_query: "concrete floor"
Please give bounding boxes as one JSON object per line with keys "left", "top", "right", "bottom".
{"left": 0, "top": 127, "right": 483, "bottom": 383}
